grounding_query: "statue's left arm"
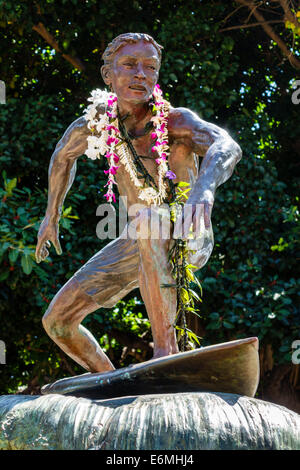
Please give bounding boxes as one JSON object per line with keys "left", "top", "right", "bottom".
{"left": 171, "top": 108, "right": 242, "bottom": 237}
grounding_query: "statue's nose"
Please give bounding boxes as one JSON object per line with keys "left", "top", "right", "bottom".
{"left": 135, "top": 64, "right": 146, "bottom": 79}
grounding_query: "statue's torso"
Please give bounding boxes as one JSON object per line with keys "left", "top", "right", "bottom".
{"left": 115, "top": 109, "right": 199, "bottom": 208}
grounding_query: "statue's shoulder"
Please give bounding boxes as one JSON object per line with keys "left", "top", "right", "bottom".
{"left": 168, "top": 106, "right": 201, "bottom": 135}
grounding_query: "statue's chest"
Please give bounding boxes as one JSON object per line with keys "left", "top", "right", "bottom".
{"left": 128, "top": 135, "right": 191, "bottom": 175}
{"left": 129, "top": 134, "right": 154, "bottom": 158}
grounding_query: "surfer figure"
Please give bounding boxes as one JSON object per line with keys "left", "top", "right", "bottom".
{"left": 35, "top": 33, "right": 242, "bottom": 374}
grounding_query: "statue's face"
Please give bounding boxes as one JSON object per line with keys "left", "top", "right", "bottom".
{"left": 103, "top": 41, "right": 160, "bottom": 103}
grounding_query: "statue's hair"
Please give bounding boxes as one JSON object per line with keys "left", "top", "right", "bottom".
{"left": 102, "top": 33, "right": 163, "bottom": 67}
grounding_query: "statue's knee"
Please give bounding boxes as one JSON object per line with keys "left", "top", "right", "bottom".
{"left": 42, "top": 306, "right": 58, "bottom": 337}
{"left": 42, "top": 303, "right": 73, "bottom": 340}
{"left": 42, "top": 306, "right": 55, "bottom": 336}
{"left": 42, "top": 278, "right": 87, "bottom": 339}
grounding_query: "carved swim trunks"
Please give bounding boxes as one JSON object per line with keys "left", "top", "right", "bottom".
{"left": 72, "top": 216, "right": 214, "bottom": 307}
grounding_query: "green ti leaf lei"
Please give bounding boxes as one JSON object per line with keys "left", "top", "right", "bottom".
{"left": 165, "top": 181, "right": 203, "bottom": 352}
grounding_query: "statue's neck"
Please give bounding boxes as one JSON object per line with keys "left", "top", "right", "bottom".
{"left": 117, "top": 99, "right": 152, "bottom": 138}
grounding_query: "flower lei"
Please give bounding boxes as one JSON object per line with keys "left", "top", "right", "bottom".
{"left": 83, "top": 85, "right": 202, "bottom": 351}
{"left": 83, "top": 84, "right": 175, "bottom": 205}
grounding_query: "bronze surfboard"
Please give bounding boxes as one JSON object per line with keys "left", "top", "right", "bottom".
{"left": 41, "top": 337, "right": 259, "bottom": 399}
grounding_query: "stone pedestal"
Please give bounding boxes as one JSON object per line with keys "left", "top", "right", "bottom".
{"left": 0, "top": 392, "right": 299, "bottom": 450}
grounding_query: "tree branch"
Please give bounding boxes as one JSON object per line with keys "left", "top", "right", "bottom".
{"left": 236, "top": 0, "right": 300, "bottom": 69}
{"left": 32, "top": 21, "right": 85, "bottom": 72}
{"left": 222, "top": 4, "right": 245, "bottom": 24}
{"left": 219, "top": 19, "right": 284, "bottom": 32}
{"left": 278, "top": 0, "right": 300, "bottom": 27}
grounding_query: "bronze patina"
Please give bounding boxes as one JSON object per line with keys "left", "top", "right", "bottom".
{"left": 41, "top": 337, "right": 259, "bottom": 399}
{"left": 35, "top": 33, "right": 242, "bottom": 375}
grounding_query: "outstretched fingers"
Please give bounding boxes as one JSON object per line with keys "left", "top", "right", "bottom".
{"left": 35, "top": 237, "right": 62, "bottom": 263}
{"left": 52, "top": 238, "right": 62, "bottom": 256}
{"left": 35, "top": 238, "right": 48, "bottom": 263}
{"left": 204, "top": 202, "right": 212, "bottom": 229}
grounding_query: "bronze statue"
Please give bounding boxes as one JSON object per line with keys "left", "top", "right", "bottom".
{"left": 35, "top": 33, "right": 242, "bottom": 374}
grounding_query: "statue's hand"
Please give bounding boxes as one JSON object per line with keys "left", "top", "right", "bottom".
{"left": 173, "top": 199, "right": 213, "bottom": 241}
{"left": 35, "top": 216, "right": 62, "bottom": 263}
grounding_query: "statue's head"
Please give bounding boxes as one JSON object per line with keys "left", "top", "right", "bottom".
{"left": 101, "top": 33, "right": 163, "bottom": 104}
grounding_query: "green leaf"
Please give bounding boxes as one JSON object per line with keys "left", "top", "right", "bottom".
{"left": 61, "top": 218, "right": 71, "bottom": 230}
{"left": 206, "top": 321, "right": 221, "bottom": 330}
{"left": 0, "top": 224, "right": 10, "bottom": 233}
{"left": 185, "top": 268, "right": 194, "bottom": 282}
{"left": 1, "top": 242, "right": 10, "bottom": 252}
{"left": 209, "top": 312, "right": 220, "bottom": 320}
{"left": 174, "top": 325, "right": 184, "bottom": 340}
{"left": 191, "top": 275, "right": 202, "bottom": 292}
{"left": 186, "top": 264, "right": 198, "bottom": 270}
{"left": 9, "top": 249, "right": 19, "bottom": 263}
{"left": 5, "top": 177, "right": 17, "bottom": 196}
{"left": 21, "top": 254, "right": 33, "bottom": 275}
{"left": 63, "top": 206, "right": 73, "bottom": 217}
{"left": 177, "top": 187, "right": 191, "bottom": 194}
{"left": 0, "top": 271, "right": 9, "bottom": 281}
{"left": 189, "top": 289, "right": 201, "bottom": 302}
{"left": 180, "top": 288, "right": 190, "bottom": 303}
{"left": 186, "top": 329, "right": 201, "bottom": 345}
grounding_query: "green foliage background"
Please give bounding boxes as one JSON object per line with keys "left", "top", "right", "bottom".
{"left": 0, "top": 0, "right": 299, "bottom": 395}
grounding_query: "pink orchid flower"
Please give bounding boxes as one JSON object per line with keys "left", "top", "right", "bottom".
{"left": 106, "top": 125, "right": 120, "bottom": 133}
{"left": 107, "top": 96, "right": 117, "bottom": 107}
{"left": 165, "top": 170, "right": 176, "bottom": 180}
{"left": 107, "top": 111, "right": 117, "bottom": 118}
{"left": 104, "top": 192, "right": 116, "bottom": 203}
{"left": 104, "top": 166, "right": 119, "bottom": 175}
{"left": 106, "top": 136, "right": 119, "bottom": 146}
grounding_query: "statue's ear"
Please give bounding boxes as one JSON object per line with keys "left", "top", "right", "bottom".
{"left": 101, "top": 65, "right": 111, "bottom": 85}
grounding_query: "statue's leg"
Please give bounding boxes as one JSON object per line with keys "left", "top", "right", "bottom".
{"left": 133, "top": 207, "right": 215, "bottom": 359}
{"left": 42, "top": 235, "right": 139, "bottom": 373}
{"left": 133, "top": 207, "right": 179, "bottom": 359}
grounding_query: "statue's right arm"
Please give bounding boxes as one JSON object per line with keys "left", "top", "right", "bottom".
{"left": 35, "top": 116, "right": 90, "bottom": 263}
